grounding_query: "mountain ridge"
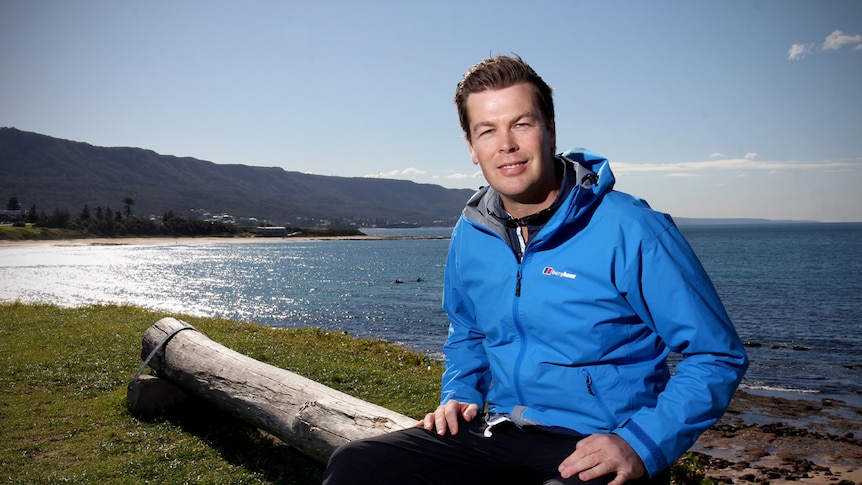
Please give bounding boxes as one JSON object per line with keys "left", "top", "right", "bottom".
{"left": 0, "top": 127, "right": 476, "bottom": 227}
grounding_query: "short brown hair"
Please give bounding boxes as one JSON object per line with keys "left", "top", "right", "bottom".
{"left": 454, "top": 55, "right": 554, "bottom": 140}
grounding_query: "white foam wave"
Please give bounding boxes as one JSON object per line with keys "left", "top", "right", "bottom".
{"left": 740, "top": 383, "right": 820, "bottom": 394}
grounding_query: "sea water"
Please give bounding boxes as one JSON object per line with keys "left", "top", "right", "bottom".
{"left": 681, "top": 223, "right": 862, "bottom": 404}
{"left": 1, "top": 223, "right": 860, "bottom": 406}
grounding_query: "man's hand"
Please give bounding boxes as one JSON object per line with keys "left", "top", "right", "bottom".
{"left": 416, "top": 399, "right": 479, "bottom": 436}
{"left": 558, "top": 434, "right": 646, "bottom": 485}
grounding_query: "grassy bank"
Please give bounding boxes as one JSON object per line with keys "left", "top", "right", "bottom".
{"left": 0, "top": 303, "right": 714, "bottom": 484}
{"left": 0, "top": 223, "right": 364, "bottom": 241}
{"left": 0, "top": 302, "right": 440, "bottom": 484}
{"left": 0, "top": 224, "right": 90, "bottom": 241}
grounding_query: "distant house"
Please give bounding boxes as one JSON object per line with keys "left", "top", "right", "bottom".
{"left": 0, "top": 209, "right": 23, "bottom": 222}
{"left": 255, "top": 226, "right": 288, "bottom": 237}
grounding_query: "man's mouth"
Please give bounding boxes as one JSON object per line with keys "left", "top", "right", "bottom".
{"left": 499, "top": 161, "right": 525, "bottom": 170}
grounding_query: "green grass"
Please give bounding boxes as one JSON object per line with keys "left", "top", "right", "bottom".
{"left": 0, "top": 302, "right": 711, "bottom": 484}
{"left": 0, "top": 223, "right": 84, "bottom": 240}
{"left": 0, "top": 302, "right": 441, "bottom": 484}
{"left": 0, "top": 224, "right": 363, "bottom": 241}
{"left": 0, "top": 224, "right": 250, "bottom": 241}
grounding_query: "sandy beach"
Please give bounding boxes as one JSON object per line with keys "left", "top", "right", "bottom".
{"left": 0, "top": 235, "right": 395, "bottom": 248}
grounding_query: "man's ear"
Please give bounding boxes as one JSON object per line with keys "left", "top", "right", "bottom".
{"left": 466, "top": 138, "right": 479, "bottom": 165}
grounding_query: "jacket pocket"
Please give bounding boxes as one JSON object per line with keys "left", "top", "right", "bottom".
{"left": 581, "top": 368, "right": 619, "bottom": 429}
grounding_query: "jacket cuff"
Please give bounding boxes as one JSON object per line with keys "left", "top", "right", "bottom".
{"left": 613, "top": 420, "right": 669, "bottom": 477}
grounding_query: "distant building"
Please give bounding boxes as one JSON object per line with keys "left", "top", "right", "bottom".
{"left": 213, "top": 213, "right": 235, "bottom": 224}
{"left": 255, "top": 226, "right": 288, "bottom": 237}
{"left": 0, "top": 209, "right": 23, "bottom": 222}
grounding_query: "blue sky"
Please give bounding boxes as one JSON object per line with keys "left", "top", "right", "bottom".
{"left": 2, "top": 1, "right": 861, "bottom": 222}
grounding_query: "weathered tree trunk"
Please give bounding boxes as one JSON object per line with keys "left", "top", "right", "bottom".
{"left": 129, "top": 317, "right": 416, "bottom": 464}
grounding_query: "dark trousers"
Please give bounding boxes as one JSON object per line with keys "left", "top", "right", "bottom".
{"left": 322, "top": 420, "right": 670, "bottom": 485}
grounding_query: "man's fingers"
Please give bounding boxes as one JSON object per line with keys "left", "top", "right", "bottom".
{"left": 558, "top": 450, "right": 591, "bottom": 479}
{"left": 419, "top": 401, "right": 478, "bottom": 436}
{"left": 559, "top": 434, "right": 645, "bottom": 482}
{"left": 418, "top": 413, "right": 434, "bottom": 430}
{"left": 432, "top": 400, "right": 461, "bottom": 435}
{"left": 462, "top": 403, "right": 479, "bottom": 422}
{"left": 439, "top": 406, "right": 457, "bottom": 435}
{"left": 606, "top": 475, "right": 629, "bottom": 485}
{"left": 576, "top": 462, "right": 613, "bottom": 482}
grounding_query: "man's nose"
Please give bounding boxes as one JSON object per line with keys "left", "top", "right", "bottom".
{"left": 499, "top": 132, "right": 518, "bottom": 153}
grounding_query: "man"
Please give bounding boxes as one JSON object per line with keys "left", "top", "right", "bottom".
{"left": 323, "top": 55, "right": 748, "bottom": 485}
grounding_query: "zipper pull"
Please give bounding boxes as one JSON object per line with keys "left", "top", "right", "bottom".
{"left": 585, "top": 373, "right": 595, "bottom": 396}
{"left": 515, "top": 270, "right": 522, "bottom": 297}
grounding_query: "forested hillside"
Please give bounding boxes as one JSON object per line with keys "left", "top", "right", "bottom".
{"left": 0, "top": 128, "right": 475, "bottom": 227}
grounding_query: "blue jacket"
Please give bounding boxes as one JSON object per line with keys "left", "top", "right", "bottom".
{"left": 440, "top": 149, "right": 748, "bottom": 476}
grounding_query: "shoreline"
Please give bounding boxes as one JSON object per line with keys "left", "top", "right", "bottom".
{"left": 694, "top": 389, "right": 861, "bottom": 483}
{"left": 0, "top": 235, "right": 427, "bottom": 248}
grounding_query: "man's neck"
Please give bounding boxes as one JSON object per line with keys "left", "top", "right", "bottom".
{"left": 503, "top": 189, "right": 559, "bottom": 221}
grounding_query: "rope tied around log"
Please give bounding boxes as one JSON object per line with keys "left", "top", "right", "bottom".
{"left": 129, "top": 324, "right": 200, "bottom": 389}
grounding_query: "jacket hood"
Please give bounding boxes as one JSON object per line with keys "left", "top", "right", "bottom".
{"left": 561, "top": 147, "right": 616, "bottom": 190}
{"left": 462, "top": 148, "right": 615, "bottom": 239}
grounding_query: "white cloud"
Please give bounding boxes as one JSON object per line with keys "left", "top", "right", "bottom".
{"left": 789, "top": 30, "right": 862, "bottom": 60}
{"left": 823, "top": 30, "right": 862, "bottom": 51}
{"left": 787, "top": 43, "right": 812, "bottom": 60}
{"left": 359, "top": 167, "right": 484, "bottom": 189}
{"left": 362, "top": 170, "right": 396, "bottom": 179}
{"left": 363, "top": 167, "right": 426, "bottom": 179}
{"left": 444, "top": 171, "right": 483, "bottom": 180}
{"left": 709, "top": 153, "right": 725, "bottom": 158}
{"left": 614, "top": 157, "right": 859, "bottom": 175}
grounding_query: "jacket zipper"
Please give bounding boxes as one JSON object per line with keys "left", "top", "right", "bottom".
{"left": 512, "top": 261, "right": 527, "bottom": 403}
{"left": 582, "top": 369, "right": 617, "bottom": 427}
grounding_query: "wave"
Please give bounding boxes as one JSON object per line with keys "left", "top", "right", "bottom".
{"left": 740, "top": 383, "right": 820, "bottom": 395}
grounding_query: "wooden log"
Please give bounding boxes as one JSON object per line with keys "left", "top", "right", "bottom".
{"left": 127, "top": 374, "right": 190, "bottom": 417}
{"left": 132, "top": 317, "right": 416, "bottom": 464}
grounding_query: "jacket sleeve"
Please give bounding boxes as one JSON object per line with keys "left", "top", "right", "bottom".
{"left": 439, "top": 227, "right": 492, "bottom": 407}
{"left": 614, "top": 221, "right": 749, "bottom": 476}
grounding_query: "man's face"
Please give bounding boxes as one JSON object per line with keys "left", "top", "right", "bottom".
{"left": 465, "top": 82, "right": 557, "bottom": 213}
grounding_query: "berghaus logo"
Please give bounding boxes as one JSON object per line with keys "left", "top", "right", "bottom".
{"left": 542, "top": 267, "right": 577, "bottom": 280}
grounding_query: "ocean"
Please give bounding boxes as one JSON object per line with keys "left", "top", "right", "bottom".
{"left": 1, "top": 223, "right": 860, "bottom": 406}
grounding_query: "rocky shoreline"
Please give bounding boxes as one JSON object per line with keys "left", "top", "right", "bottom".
{"left": 692, "top": 390, "right": 861, "bottom": 484}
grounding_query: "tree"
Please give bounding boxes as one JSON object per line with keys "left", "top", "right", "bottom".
{"left": 80, "top": 204, "right": 91, "bottom": 221}
{"left": 36, "top": 208, "right": 71, "bottom": 228}
{"left": 6, "top": 197, "right": 21, "bottom": 211}
{"left": 26, "top": 204, "right": 37, "bottom": 223}
{"left": 123, "top": 197, "right": 135, "bottom": 218}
